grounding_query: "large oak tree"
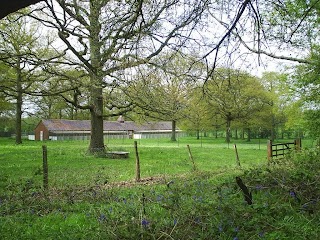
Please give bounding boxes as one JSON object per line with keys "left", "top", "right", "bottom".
{"left": 29, "top": 0, "right": 208, "bottom": 153}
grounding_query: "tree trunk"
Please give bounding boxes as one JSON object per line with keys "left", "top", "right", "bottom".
{"left": 171, "top": 120, "right": 177, "bottom": 141}
{"left": 47, "top": 103, "right": 52, "bottom": 119}
{"left": 226, "top": 117, "right": 231, "bottom": 143}
{"left": 15, "top": 92, "right": 22, "bottom": 144}
{"left": 271, "top": 114, "right": 276, "bottom": 141}
{"left": 196, "top": 129, "right": 200, "bottom": 140}
{"left": 247, "top": 128, "right": 251, "bottom": 142}
{"left": 88, "top": 1, "right": 105, "bottom": 154}
{"left": 15, "top": 58, "right": 22, "bottom": 144}
{"left": 89, "top": 94, "right": 105, "bottom": 154}
{"left": 59, "top": 109, "right": 62, "bottom": 119}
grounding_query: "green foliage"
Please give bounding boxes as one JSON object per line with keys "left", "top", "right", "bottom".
{"left": 264, "top": 0, "right": 320, "bottom": 48}
{"left": 293, "top": 45, "right": 320, "bottom": 105}
{"left": 289, "top": 45, "right": 320, "bottom": 139}
{"left": 304, "top": 110, "right": 320, "bottom": 139}
{"left": 206, "top": 68, "right": 271, "bottom": 141}
{"left": 126, "top": 51, "right": 196, "bottom": 122}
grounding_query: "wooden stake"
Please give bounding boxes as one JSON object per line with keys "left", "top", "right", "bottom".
{"left": 134, "top": 141, "right": 141, "bottom": 182}
{"left": 187, "top": 144, "right": 196, "bottom": 171}
{"left": 42, "top": 145, "right": 48, "bottom": 191}
{"left": 234, "top": 144, "right": 241, "bottom": 167}
{"left": 295, "top": 138, "right": 301, "bottom": 151}
{"left": 267, "top": 140, "right": 272, "bottom": 161}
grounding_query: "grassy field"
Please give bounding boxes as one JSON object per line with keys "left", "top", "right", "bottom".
{"left": 0, "top": 137, "right": 319, "bottom": 239}
{"left": 0, "top": 137, "right": 271, "bottom": 188}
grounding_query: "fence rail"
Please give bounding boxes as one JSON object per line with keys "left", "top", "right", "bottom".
{"left": 267, "top": 138, "right": 301, "bottom": 160}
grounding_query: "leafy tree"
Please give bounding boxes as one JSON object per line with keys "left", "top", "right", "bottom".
{"left": 205, "top": 68, "right": 269, "bottom": 143}
{"left": 29, "top": 0, "right": 208, "bottom": 153}
{"left": 293, "top": 46, "right": 320, "bottom": 106}
{"left": 125, "top": 52, "right": 197, "bottom": 141}
{"left": 0, "top": 91, "right": 15, "bottom": 135}
{"left": 181, "top": 87, "right": 214, "bottom": 139}
{"left": 260, "top": 71, "right": 293, "bottom": 140}
{"left": 31, "top": 68, "right": 91, "bottom": 120}
{"left": 289, "top": 46, "right": 320, "bottom": 139}
{"left": 0, "top": 14, "right": 49, "bottom": 144}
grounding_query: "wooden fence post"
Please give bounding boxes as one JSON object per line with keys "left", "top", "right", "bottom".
{"left": 295, "top": 138, "right": 301, "bottom": 151}
{"left": 134, "top": 141, "right": 141, "bottom": 182}
{"left": 42, "top": 145, "right": 48, "bottom": 191}
{"left": 234, "top": 144, "right": 241, "bottom": 167}
{"left": 267, "top": 140, "right": 272, "bottom": 161}
{"left": 187, "top": 144, "right": 196, "bottom": 171}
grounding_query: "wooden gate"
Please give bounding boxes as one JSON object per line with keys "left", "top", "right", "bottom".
{"left": 267, "top": 138, "right": 301, "bottom": 160}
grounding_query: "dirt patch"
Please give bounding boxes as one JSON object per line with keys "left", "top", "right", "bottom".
{"left": 103, "top": 176, "right": 166, "bottom": 188}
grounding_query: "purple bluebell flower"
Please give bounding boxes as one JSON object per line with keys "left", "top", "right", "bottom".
{"left": 289, "top": 191, "right": 296, "bottom": 198}
{"left": 98, "top": 214, "right": 106, "bottom": 222}
{"left": 173, "top": 219, "right": 177, "bottom": 225}
{"left": 156, "top": 195, "right": 163, "bottom": 202}
{"left": 141, "top": 219, "right": 149, "bottom": 227}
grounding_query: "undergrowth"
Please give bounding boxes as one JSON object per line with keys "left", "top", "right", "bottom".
{"left": 0, "top": 148, "right": 319, "bottom": 239}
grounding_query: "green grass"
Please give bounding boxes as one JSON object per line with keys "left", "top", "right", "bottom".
{"left": 0, "top": 137, "right": 269, "bottom": 188}
{"left": 0, "top": 137, "right": 319, "bottom": 239}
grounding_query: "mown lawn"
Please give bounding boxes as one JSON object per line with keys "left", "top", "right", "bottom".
{"left": 0, "top": 137, "right": 319, "bottom": 239}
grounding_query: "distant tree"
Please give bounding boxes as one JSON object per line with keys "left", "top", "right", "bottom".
{"left": 181, "top": 87, "right": 213, "bottom": 139}
{"left": 31, "top": 69, "right": 91, "bottom": 120}
{"left": 0, "top": 91, "right": 15, "bottom": 134}
{"left": 125, "top": 51, "right": 207, "bottom": 141}
{"left": 205, "top": 68, "right": 269, "bottom": 143}
{"left": 260, "top": 72, "right": 291, "bottom": 140}
{"left": 0, "top": 14, "right": 50, "bottom": 144}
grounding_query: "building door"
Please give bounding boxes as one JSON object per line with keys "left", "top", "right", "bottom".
{"left": 40, "top": 131, "right": 43, "bottom": 141}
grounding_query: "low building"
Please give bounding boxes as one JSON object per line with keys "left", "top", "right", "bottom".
{"left": 34, "top": 118, "right": 183, "bottom": 141}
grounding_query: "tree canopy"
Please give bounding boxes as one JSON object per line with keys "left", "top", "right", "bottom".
{"left": 0, "top": 0, "right": 319, "bottom": 145}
